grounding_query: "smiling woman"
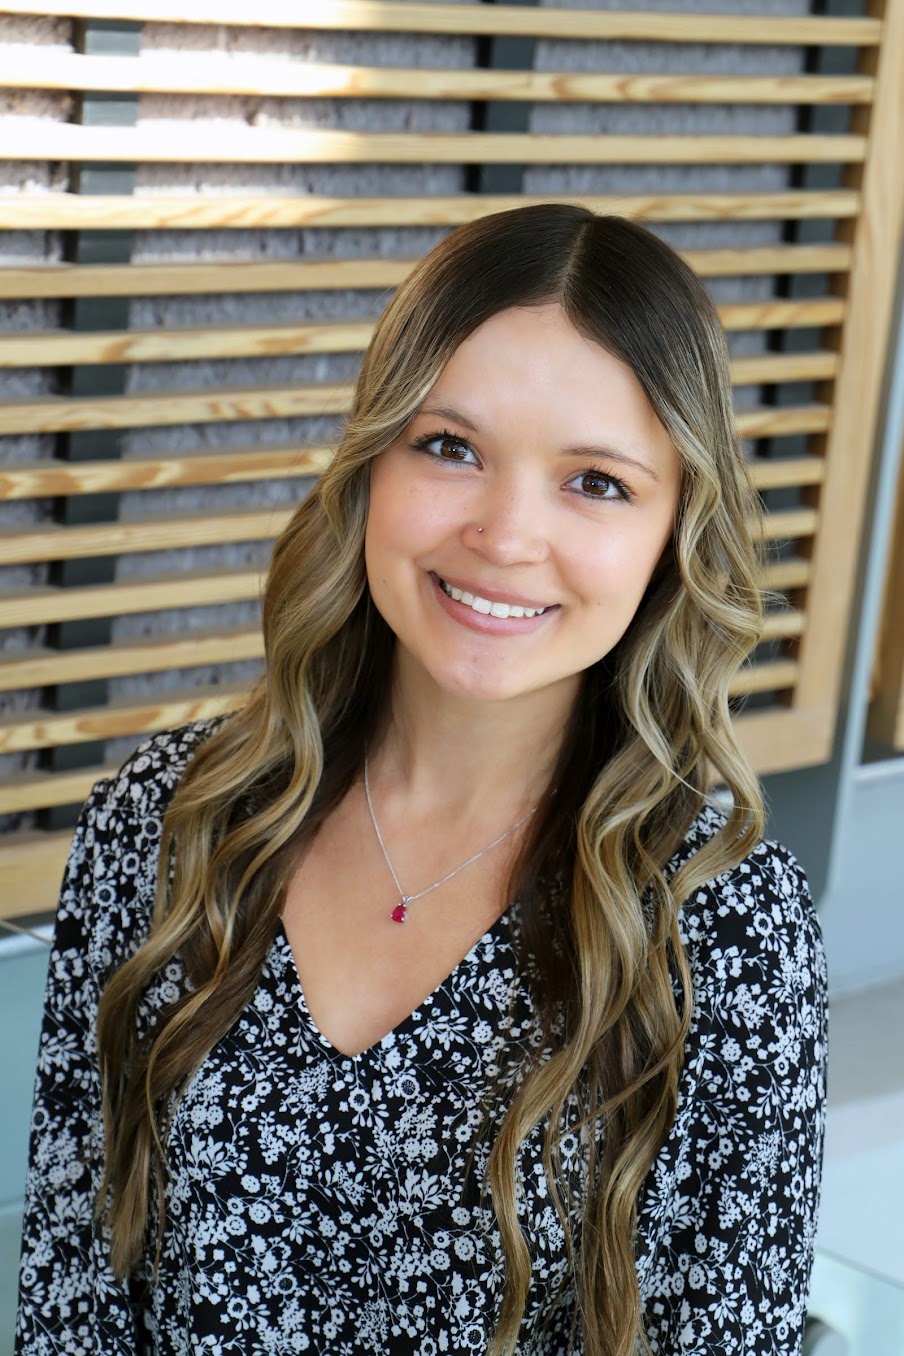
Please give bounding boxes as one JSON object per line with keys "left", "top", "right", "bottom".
{"left": 15, "top": 206, "right": 828, "bottom": 1356}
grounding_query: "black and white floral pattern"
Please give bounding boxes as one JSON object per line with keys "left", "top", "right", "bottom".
{"left": 15, "top": 719, "right": 828, "bottom": 1355}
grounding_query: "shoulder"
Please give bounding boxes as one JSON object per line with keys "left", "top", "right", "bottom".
{"left": 668, "top": 804, "right": 828, "bottom": 1033}
{"left": 57, "top": 716, "right": 230, "bottom": 974}
{"left": 102, "top": 714, "right": 231, "bottom": 824}
{"left": 673, "top": 804, "right": 817, "bottom": 940}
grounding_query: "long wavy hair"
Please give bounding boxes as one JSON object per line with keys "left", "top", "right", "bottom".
{"left": 96, "top": 205, "right": 765, "bottom": 1356}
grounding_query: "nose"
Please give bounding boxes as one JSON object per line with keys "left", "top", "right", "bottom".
{"left": 461, "top": 479, "right": 549, "bottom": 566}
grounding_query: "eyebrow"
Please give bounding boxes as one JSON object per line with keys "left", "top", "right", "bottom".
{"left": 416, "top": 402, "right": 662, "bottom": 484}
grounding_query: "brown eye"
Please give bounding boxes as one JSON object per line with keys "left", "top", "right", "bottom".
{"left": 436, "top": 436, "right": 471, "bottom": 461}
{"left": 412, "top": 431, "right": 478, "bottom": 465}
{"left": 564, "top": 469, "right": 632, "bottom": 502}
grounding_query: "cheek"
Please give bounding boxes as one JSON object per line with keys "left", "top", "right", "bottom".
{"left": 572, "top": 516, "right": 674, "bottom": 605}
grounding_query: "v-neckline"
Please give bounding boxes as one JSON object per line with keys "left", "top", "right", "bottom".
{"left": 272, "top": 907, "right": 516, "bottom": 1064}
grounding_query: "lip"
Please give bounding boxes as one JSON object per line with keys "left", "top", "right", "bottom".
{"left": 430, "top": 571, "right": 555, "bottom": 613}
{"left": 428, "top": 572, "right": 557, "bottom": 635}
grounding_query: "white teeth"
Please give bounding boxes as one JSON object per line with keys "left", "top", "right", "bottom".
{"left": 438, "top": 577, "right": 547, "bottom": 620}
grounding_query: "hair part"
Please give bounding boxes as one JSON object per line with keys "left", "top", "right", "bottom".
{"left": 96, "top": 204, "right": 765, "bottom": 1355}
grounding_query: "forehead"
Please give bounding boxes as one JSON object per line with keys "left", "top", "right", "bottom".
{"left": 424, "top": 304, "right": 674, "bottom": 464}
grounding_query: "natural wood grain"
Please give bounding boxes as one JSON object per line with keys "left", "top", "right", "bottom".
{"left": 735, "top": 405, "right": 831, "bottom": 438}
{"left": 720, "top": 299, "right": 846, "bottom": 330}
{"left": 728, "top": 660, "right": 799, "bottom": 696}
{"left": 0, "top": 569, "right": 265, "bottom": 628}
{"left": 0, "top": 450, "right": 826, "bottom": 501}
{"left": 733, "top": 704, "right": 833, "bottom": 773}
{"left": 0, "top": 686, "right": 246, "bottom": 757}
{"left": 0, "top": 191, "right": 861, "bottom": 231}
{"left": 761, "top": 610, "right": 806, "bottom": 640}
{"left": 792, "top": 0, "right": 904, "bottom": 718}
{"left": 755, "top": 508, "right": 820, "bottom": 542}
{"left": 0, "top": 51, "right": 875, "bottom": 104}
{"left": 764, "top": 559, "right": 814, "bottom": 591}
{"left": 0, "top": 628, "right": 265, "bottom": 690}
{"left": 0, "top": 766, "right": 116, "bottom": 816}
{"left": 749, "top": 457, "right": 827, "bottom": 490}
{"left": 0, "top": 245, "right": 852, "bottom": 300}
{"left": 0, "top": 832, "right": 72, "bottom": 920}
{"left": 4, "top": 124, "right": 868, "bottom": 167}
{"left": 867, "top": 453, "right": 904, "bottom": 748}
{"left": 732, "top": 352, "right": 839, "bottom": 385}
{"left": 0, "top": 321, "right": 376, "bottom": 367}
{"left": 0, "top": 1, "right": 880, "bottom": 46}
{"left": 0, "top": 446, "right": 330, "bottom": 499}
{"left": 0, "top": 507, "right": 298, "bottom": 564}
{"left": 0, "top": 383, "right": 350, "bottom": 435}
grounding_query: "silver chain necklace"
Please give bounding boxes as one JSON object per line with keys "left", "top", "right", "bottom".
{"left": 363, "top": 754, "right": 536, "bottom": 924}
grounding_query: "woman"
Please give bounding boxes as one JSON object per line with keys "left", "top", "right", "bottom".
{"left": 16, "top": 205, "right": 828, "bottom": 1356}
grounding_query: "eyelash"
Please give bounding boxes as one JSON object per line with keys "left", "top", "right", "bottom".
{"left": 409, "top": 428, "right": 635, "bottom": 504}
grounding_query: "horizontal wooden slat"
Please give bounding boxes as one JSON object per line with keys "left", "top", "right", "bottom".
{"left": 0, "top": 315, "right": 841, "bottom": 379}
{"left": 0, "top": 765, "right": 117, "bottom": 815}
{"left": 763, "top": 558, "right": 814, "bottom": 591}
{"left": 720, "top": 299, "right": 846, "bottom": 330}
{"left": 0, "top": 832, "right": 72, "bottom": 919}
{"left": 0, "top": 568, "right": 265, "bottom": 628}
{"left": 0, "top": 501, "right": 816, "bottom": 566}
{"left": 0, "top": 1, "right": 880, "bottom": 46}
{"left": 3, "top": 125, "right": 868, "bottom": 167}
{"left": 731, "top": 352, "right": 838, "bottom": 385}
{"left": 0, "top": 686, "right": 246, "bottom": 757}
{"left": 0, "top": 51, "right": 875, "bottom": 105}
{"left": 0, "top": 384, "right": 835, "bottom": 437}
{"left": 735, "top": 404, "right": 831, "bottom": 438}
{"left": 729, "top": 660, "right": 800, "bottom": 696}
{"left": 0, "top": 321, "right": 376, "bottom": 367}
{"left": 750, "top": 457, "right": 826, "bottom": 490}
{"left": 0, "top": 507, "right": 296, "bottom": 564}
{"left": 755, "top": 508, "right": 820, "bottom": 541}
{"left": 0, "top": 191, "right": 861, "bottom": 232}
{"left": 0, "top": 245, "right": 852, "bottom": 301}
{"left": 0, "top": 450, "right": 828, "bottom": 501}
{"left": 0, "top": 446, "right": 329, "bottom": 498}
{"left": 0, "top": 382, "right": 350, "bottom": 435}
{"left": 761, "top": 610, "right": 805, "bottom": 640}
{"left": 0, "top": 627, "right": 265, "bottom": 690}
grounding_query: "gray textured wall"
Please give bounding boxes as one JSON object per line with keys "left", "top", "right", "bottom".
{"left": 0, "top": 0, "right": 842, "bottom": 813}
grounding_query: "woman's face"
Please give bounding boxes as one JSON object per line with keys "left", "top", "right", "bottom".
{"left": 364, "top": 303, "right": 682, "bottom": 708}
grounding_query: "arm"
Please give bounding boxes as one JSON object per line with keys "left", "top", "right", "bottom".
{"left": 15, "top": 781, "right": 145, "bottom": 1356}
{"left": 637, "top": 844, "right": 829, "bottom": 1356}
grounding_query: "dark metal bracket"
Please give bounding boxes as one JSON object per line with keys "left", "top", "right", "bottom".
{"left": 42, "top": 18, "right": 141, "bottom": 829}
{"left": 466, "top": 0, "right": 541, "bottom": 197}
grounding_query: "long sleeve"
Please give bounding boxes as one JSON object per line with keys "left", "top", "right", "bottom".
{"left": 636, "top": 842, "right": 829, "bottom": 1356}
{"left": 14, "top": 779, "right": 143, "bottom": 1356}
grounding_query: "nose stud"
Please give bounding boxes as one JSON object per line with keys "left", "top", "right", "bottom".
{"left": 477, "top": 526, "right": 484, "bottom": 534}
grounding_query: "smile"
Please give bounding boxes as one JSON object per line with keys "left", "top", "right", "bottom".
{"left": 436, "top": 576, "right": 549, "bottom": 619}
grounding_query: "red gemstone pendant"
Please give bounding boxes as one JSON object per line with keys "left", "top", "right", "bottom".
{"left": 391, "top": 901, "right": 408, "bottom": 924}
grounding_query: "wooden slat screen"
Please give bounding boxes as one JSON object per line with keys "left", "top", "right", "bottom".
{"left": 868, "top": 450, "right": 904, "bottom": 750}
{"left": 1, "top": 0, "right": 903, "bottom": 916}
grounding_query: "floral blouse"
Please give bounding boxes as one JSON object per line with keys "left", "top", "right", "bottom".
{"left": 15, "top": 719, "right": 829, "bottom": 1355}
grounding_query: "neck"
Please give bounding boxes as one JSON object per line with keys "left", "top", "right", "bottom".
{"left": 367, "top": 648, "right": 579, "bottom": 822}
